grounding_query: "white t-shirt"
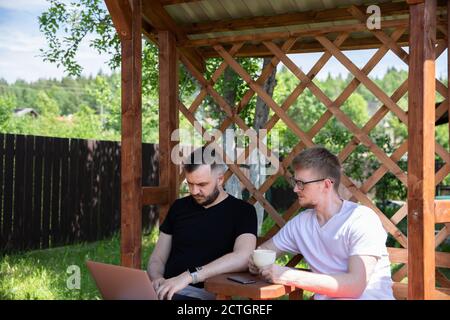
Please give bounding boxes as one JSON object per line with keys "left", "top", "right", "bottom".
{"left": 272, "top": 200, "right": 395, "bottom": 300}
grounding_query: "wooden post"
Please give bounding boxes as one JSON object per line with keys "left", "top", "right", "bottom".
{"left": 408, "top": 0, "right": 436, "bottom": 299}
{"left": 158, "top": 30, "right": 179, "bottom": 223}
{"left": 120, "top": 0, "right": 142, "bottom": 269}
{"left": 445, "top": 2, "right": 450, "bottom": 229}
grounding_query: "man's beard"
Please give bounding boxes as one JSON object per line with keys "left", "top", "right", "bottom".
{"left": 194, "top": 185, "right": 221, "bottom": 207}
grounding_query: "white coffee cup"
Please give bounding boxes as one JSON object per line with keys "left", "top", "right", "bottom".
{"left": 253, "top": 249, "right": 276, "bottom": 268}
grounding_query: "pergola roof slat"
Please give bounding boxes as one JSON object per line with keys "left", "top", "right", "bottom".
{"left": 180, "top": 1, "right": 412, "bottom": 35}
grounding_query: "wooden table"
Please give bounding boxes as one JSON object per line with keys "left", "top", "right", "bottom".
{"left": 204, "top": 272, "right": 303, "bottom": 300}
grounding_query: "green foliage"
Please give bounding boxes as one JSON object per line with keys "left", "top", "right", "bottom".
{"left": 71, "top": 104, "right": 102, "bottom": 138}
{"left": 0, "top": 93, "right": 17, "bottom": 129}
{"left": 39, "top": 0, "right": 120, "bottom": 76}
{"left": 35, "top": 91, "right": 60, "bottom": 116}
{"left": 86, "top": 74, "right": 120, "bottom": 133}
{"left": 0, "top": 76, "right": 105, "bottom": 140}
{"left": 374, "top": 67, "right": 408, "bottom": 98}
{"left": 38, "top": 0, "right": 200, "bottom": 102}
{"left": 194, "top": 58, "right": 262, "bottom": 130}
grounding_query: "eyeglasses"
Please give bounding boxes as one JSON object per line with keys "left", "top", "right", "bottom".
{"left": 289, "top": 177, "right": 332, "bottom": 190}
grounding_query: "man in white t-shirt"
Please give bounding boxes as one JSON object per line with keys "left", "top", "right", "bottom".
{"left": 249, "top": 146, "right": 395, "bottom": 300}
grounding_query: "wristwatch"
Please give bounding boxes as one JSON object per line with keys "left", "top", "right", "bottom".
{"left": 188, "top": 266, "right": 203, "bottom": 284}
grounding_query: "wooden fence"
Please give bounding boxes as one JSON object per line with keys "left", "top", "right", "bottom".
{"left": 0, "top": 134, "right": 159, "bottom": 254}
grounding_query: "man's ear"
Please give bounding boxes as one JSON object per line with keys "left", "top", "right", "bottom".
{"left": 324, "top": 178, "right": 334, "bottom": 190}
{"left": 216, "top": 172, "right": 225, "bottom": 187}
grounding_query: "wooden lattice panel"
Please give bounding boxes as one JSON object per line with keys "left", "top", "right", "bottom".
{"left": 177, "top": 19, "right": 450, "bottom": 298}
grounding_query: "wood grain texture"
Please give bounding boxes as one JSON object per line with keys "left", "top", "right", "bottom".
{"left": 407, "top": 0, "right": 437, "bottom": 300}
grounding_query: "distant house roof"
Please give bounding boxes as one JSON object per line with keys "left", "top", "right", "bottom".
{"left": 13, "top": 108, "right": 39, "bottom": 118}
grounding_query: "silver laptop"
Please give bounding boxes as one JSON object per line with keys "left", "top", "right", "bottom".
{"left": 86, "top": 260, "right": 158, "bottom": 300}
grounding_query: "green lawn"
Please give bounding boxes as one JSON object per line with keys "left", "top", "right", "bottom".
{"left": 0, "top": 228, "right": 159, "bottom": 300}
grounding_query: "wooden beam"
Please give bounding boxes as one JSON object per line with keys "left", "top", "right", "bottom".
{"left": 200, "top": 34, "right": 414, "bottom": 58}
{"left": 142, "top": 187, "right": 169, "bottom": 205}
{"left": 394, "top": 283, "right": 450, "bottom": 300}
{"left": 393, "top": 282, "right": 408, "bottom": 300}
{"left": 105, "top": 0, "right": 132, "bottom": 40}
{"left": 120, "top": 0, "right": 142, "bottom": 269}
{"left": 201, "top": 31, "right": 450, "bottom": 59}
{"left": 388, "top": 247, "right": 450, "bottom": 268}
{"left": 158, "top": 30, "right": 179, "bottom": 224}
{"left": 434, "top": 287, "right": 450, "bottom": 299}
{"left": 183, "top": 2, "right": 413, "bottom": 35}
{"left": 435, "top": 200, "right": 450, "bottom": 223}
{"left": 143, "top": 0, "right": 205, "bottom": 72}
{"left": 408, "top": 0, "right": 437, "bottom": 300}
{"left": 160, "top": 0, "right": 202, "bottom": 5}
{"left": 448, "top": 0, "right": 450, "bottom": 166}
{"left": 142, "top": 19, "right": 158, "bottom": 44}
{"left": 183, "top": 19, "right": 410, "bottom": 47}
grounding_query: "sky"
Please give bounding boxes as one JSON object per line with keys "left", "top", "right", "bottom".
{"left": 0, "top": 0, "right": 448, "bottom": 84}
{"left": 0, "top": 0, "right": 113, "bottom": 83}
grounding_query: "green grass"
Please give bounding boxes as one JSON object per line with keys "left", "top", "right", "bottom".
{"left": 0, "top": 228, "right": 159, "bottom": 300}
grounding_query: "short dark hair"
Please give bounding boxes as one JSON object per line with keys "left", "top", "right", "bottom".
{"left": 182, "top": 146, "right": 226, "bottom": 174}
{"left": 292, "top": 146, "right": 341, "bottom": 191}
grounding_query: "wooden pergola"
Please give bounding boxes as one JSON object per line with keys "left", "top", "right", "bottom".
{"left": 104, "top": 0, "right": 450, "bottom": 300}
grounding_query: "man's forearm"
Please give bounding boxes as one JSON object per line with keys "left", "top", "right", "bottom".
{"left": 148, "top": 260, "right": 165, "bottom": 280}
{"left": 196, "top": 251, "right": 251, "bottom": 282}
{"left": 281, "top": 269, "right": 365, "bottom": 299}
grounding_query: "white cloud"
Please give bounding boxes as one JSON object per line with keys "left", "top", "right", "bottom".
{"left": 0, "top": 0, "right": 49, "bottom": 12}
{"left": 0, "top": 44, "right": 113, "bottom": 83}
{"left": 0, "top": 27, "right": 114, "bottom": 83}
{"left": 0, "top": 29, "right": 45, "bottom": 53}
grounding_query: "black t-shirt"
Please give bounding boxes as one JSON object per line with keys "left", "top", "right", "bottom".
{"left": 159, "top": 194, "right": 257, "bottom": 287}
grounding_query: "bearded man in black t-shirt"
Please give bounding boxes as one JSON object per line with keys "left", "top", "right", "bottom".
{"left": 147, "top": 147, "right": 257, "bottom": 300}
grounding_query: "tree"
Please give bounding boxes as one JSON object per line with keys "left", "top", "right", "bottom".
{"left": 39, "top": 0, "right": 120, "bottom": 76}
{"left": 86, "top": 75, "right": 115, "bottom": 131}
{"left": 35, "top": 91, "right": 60, "bottom": 116}
{"left": 251, "top": 57, "right": 277, "bottom": 234}
{"left": 38, "top": 0, "right": 194, "bottom": 100}
{"left": 71, "top": 104, "right": 103, "bottom": 139}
